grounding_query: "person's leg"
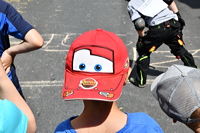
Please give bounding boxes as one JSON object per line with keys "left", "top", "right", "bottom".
{"left": 167, "top": 28, "right": 197, "bottom": 68}
{"left": 129, "top": 24, "right": 167, "bottom": 87}
{"left": 129, "top": 37, "right": 162, "bottom": 87}
{"left": 129, "top": 36, "right": 151, "bottom": 87}
{"left": 133, "top": 54, "right": 150, "bottom": 86}
{"left": 171, "top": 46, "right": 197, "bottom": 68}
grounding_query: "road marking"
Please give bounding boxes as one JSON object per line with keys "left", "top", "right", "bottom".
{"left": 42, "top": 34, "right": 55, "bottom": 48}
{"left": 19, "top": 79, "right": 155, "bottom": 88}
{"left": 20, "top": 80, "right": 63, "bottom": 87}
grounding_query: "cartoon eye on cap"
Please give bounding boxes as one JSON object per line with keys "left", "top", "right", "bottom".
{"left": 73, "top": 49, "right": 113, "bottom": 73}
{"left": 79, "top": 63, "right": 86, "bottom": 70}
{"left": 94, "top": 64, "right": 102, "bottom": 71}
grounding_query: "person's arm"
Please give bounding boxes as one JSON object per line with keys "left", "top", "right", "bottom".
{"left": 0, "top": 60, "right": 36, "bottom": 133}
{"left": 164, "top": 0, "right": 185, "bottom": 28}
{"left": 1, "top": 28, "right": 44, "bottom": 73}
{"left": 168, "top": 1, "right": 178, "bottom": 13}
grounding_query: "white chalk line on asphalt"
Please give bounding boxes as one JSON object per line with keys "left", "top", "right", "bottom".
{"left": 19, "top": 79, "right": 155, "bottom": 88}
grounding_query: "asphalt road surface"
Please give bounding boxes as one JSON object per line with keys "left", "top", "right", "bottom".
{"left": 6, "top": 0, "right": 200, "bottom": 132}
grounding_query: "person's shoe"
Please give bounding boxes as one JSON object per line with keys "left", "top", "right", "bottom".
{"left": 129, "top": 76, "right": 145, "bottom": 88}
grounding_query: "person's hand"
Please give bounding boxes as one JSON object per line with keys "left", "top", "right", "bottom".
{"left": 1, "top": 50, "right": 14, "bottom": 74}
{"left": 176, "top": 12, "right": 185, "bottom": 29}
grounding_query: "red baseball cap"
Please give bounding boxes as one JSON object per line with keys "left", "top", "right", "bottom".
{"left": 62, "top": 29, "right": 129, "bottom": 101}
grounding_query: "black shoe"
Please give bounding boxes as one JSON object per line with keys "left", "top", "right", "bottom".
{"left": 129, "top": 76, "right": 145, "bottom": 88}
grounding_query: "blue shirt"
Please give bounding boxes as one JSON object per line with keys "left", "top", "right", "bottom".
{"left": 54, "top": 112, "right": 164, "bottom": 133}
{"left": 0, "top": 0, "right": 33, "bottom": 56}
{"left": 0, "top": 0, "right": 33, "bottom": 91}
{"left": 0, "top": 99, "right": 28, "bottom": 133}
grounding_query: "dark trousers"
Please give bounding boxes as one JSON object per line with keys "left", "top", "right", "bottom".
{"left": 134, "top": 19, "right": 197, "bottom": 85}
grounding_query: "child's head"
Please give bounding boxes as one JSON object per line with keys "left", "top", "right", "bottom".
{"left": 151, "top": 64, "right": 200, "bottom": 132}
{"left": 62, "top": 29, "right": 129, "bottom": 101}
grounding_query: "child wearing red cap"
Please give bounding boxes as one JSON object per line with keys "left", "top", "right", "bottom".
{"left": 54, "top": 29, "right": 163, "bottom": 133}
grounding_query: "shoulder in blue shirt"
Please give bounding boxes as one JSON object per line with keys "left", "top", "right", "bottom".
{"left": 54, "top": 112, "right": 163, "bottom": 133}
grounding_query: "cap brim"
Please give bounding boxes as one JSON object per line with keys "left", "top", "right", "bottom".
{"left": 151, "top": 73, "right": 165, "bottom": 100}
{"left": 62, "top": 70, "right": 126, "bottom": 101}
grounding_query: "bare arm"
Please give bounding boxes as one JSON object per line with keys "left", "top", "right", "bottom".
{"left": 168, "top": 1, "right": 178, "bottom": 13}
{"left": 0, "top": 60, "right": 36, "bottom": 133}
{"left": 168, "top": 1, "right": 185, "bottom": 28}
{"left": 6, "top": 28, "right": 44, "bottom": 56}
{"left": 1, "top": 28, "right": 44, "bottom": 73}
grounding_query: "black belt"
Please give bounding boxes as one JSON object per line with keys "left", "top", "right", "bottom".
{"left": 149, "top": 19, "right": 176, "bottom": 29}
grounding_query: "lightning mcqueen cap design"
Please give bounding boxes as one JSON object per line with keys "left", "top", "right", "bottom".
{"left": 62, "top": 28, "right": 129, "bottom": 101}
